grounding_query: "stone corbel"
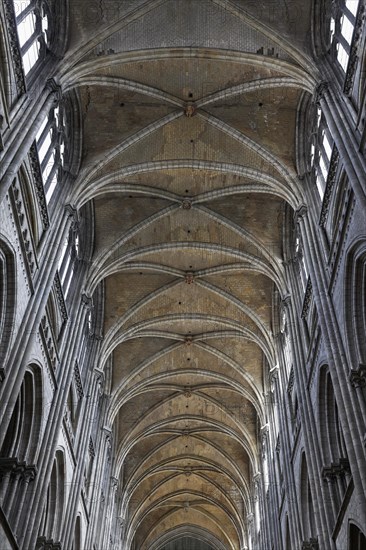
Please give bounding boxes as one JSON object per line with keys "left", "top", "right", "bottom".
{"left": 65, "top": 203, "right": 78, "bottom": 229}
{"left": 81, "top": 291, "right": 93, "bottom": 310}
{"left": 46, "top": 78, "right": 63, "bottom": 102}
{"left": 349, "top": 364, "right": 366, "bottom": 388}
{"left": 294, "top": 204, "right": 308, "bottom": 225}
{"left": 22, "top": 464, "right": 38, "bottom": 483}
{"left": 269, "top": 365, "right": 279, "bottom": 387}
{"left": 314, "top": 81, "right": 329, "bottom": 105}
{"left": 322, "top": 458, "right": 350, "bottom": 482}
{"left": 301, "top": 538, "right": 319, "bottom": 550}
{"left": 36, "top": 536, "right": 62, "bottom": 550}
{"left": 111, "top": 476, "right": 119, "bottom": 492}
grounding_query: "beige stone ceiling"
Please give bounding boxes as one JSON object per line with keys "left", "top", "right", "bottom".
{"left": 60, "top": 1, "right": 317, "bottom": 547}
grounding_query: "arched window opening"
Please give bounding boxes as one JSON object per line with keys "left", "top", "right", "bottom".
{"left": 18, "top": 166, "right": 41, "bottom": 246}
{"left": 73, "top": 515, "right": 82, "bottom": 550}
{"left": 300, "top": 455, "right": 317, "bottom": 543}
{"left": 0, "top": 367, "right": 42, "bottom": 529}
{"left": 294, "top": 227, "right": 309, "bottom": 292}
{"left": 319, "top": 367, "right": 351, "bottom": 521}
{"left": 345, "top": 242, "right": 366, "bottom": 399}
{"left": 12, "top": 0, "right": 49, "bottom": 76}
{"left": 36, "top": 104, "right": 65, "bottom": 204}
{"left": 311, "top": 107, "right": 334, "bottom": 200}
{"left": 324, "top": 171, "right": 348, "bottom": 244}
{"left": 0, "top": 368, "right": 42, "bottom": 464}
{"left": 58, "top": 226, "right": 80, "bottom": 299}
{"left": 349, "top": 523, "right": 366, "bottom": 550}
{"left": 45, "top": 288, "right": 63, "bottom": 341}
{"left": 329, "top": 1, "right": 361, "bottom": 74}
{"left": 0, "top": 241, "right": 16, "bottom": 372}
{"left": 279, "top": 306, "right": 293, "bottom": 377}
{"left": 38, "top": 450, "right": 65, "bottom": 545}
{"left": 284, "top": 517, "right": 291, "bottom": 550}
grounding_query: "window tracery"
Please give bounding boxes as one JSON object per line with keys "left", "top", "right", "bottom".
{"left": 58, "top": 227, "right": 80, "bottom": 299}
{"left": 12, "top": 0, "right": 49, "bottom": 76}
{"left": 36, "top": 103, "right": 65, "bottom": 204}
{"left": 0, "top": 241, "right": 16, "bottom": 374}
{"left": 294, "top": 227, "right": 309, "bottom": 292}
{"left": 311, "top": 107, "right": 335, "bottom": 200}
{"left": 329, "top": 0, "right": 364, "bottom": 87}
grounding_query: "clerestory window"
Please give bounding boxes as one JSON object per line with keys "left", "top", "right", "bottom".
{"left": 36, "top": 104, "right": 65, "bottom": 204}
{"left": 330, "top": 0, "right": 360, "bottom": 73}
{"left": 13, "top": 0, "right": 49, "bottom": 76}
{"left": 311, "top": 107, "right": 334, "bottom": 200}
{"left": 58, "top": 230, "right": 80, "bottom": 299}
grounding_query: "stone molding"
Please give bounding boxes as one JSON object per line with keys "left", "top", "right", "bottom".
{"left": 344, "top": 3, "right": 366, "bottom": 95}
{"left": 322, "top": 458, "right": 351, "bottom": 481}
{"left": 319, "top": 148, "right": 340, "bottom": 228}
{"left": 29, "top": 144, "right": 50, "bottom": 230}
{"left": 3, "top": 0, "right": 26, "bottom": 94}
{"left": 301, "top": 278, "right": 313, "bottom": 319}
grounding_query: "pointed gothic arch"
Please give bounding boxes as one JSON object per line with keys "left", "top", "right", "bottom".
{"left": 0, "top": 239, "right": 16, "bottom": 375}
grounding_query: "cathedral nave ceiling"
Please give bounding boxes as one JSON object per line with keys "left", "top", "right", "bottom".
{"left": 58, "top": 0, "right": 316, "bottom": 546}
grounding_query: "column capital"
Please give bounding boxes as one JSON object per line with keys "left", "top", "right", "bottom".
{"left": 81, "top": 291, "right": 93, "bottom": 310}
{"left": 65, "top": 203, "right": 78, "bottom": 220}
{"left": 111, "top": 476, "right": 119, "bottom": 490}
{"left": 46, "top": 78, "right": 63, "bottom": 101}
{"left": 294, "top": 204, "right": 308, "bottom": 223}
{"left": 269, "top": 365, "right": 280, "bottom": 384}
{"left": 314, "top": 81, "right": 329, "bottom": 104}
{"left": 349, "top": 364, "right": 366, "bottom": 388}
{"left": 281, "top": 294, "right": 292, "bottom": 308}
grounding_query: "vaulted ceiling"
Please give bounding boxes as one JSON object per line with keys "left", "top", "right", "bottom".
{"left": 60, "top": 1, "right": 317, "bottom": 547}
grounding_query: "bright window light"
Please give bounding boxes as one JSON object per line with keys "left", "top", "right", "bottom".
{"left": 322, "top": 132, "right": 332, "bottom": 160}
{"left": 345, "top": 0, "right": 359, "bottom": 16}
{"left": 60, "top": 142, "right": 65, "bottom": 164}
{"left": 316, "top": 173, "right": 325, "bottom": 200}
{"left": 61, "top": 251, "right": 71, "bottom": 284}
{"left": 330, "top": 17, "right": 335, "bottom": 41}
{"left": 17, "top": 11, "right": 36, "bottom": 47}
{"left": 42, "top": 150, "right": 56, "bottom": 181}
{"left": 310, "top": 143, "right": 315, "bottom": 165}
{"left": 336, "top": 42, "right": 349, "bottom": 71}
{"left": 54, "top": 106, "right": 60, "bottom": 126}
{"left": 42, "top": 13, "right": 48, "bottom": 33}
{"left": 58, "top": 238, "right": 68, "bottom": 270}
{"left": 13, "top": 0, "right": 31, "bottom": 17}
{"left": 22, "top": 39, "right": 39, "bottom": 74}
{"left": 75, "top": 235, "right": 80, "bottom": 255}
{"left": 38, "top": 131, "right": 52, "bottom": 163}
{"left": 340, "top": 14, "right": 354, "bottom": 44}
{"left": 319, "top": 154, "right": 328, "bottom": 180}
{"left": 317, "top": 108, "right": 322, "bottom": 128}
{"left": 46, "top": 173, "right": 58, "bottom": 204}
{"left": 36, "top": 116, "right": 48, "bottom": 141}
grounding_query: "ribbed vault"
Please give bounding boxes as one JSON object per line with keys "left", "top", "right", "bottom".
{"left": 61, "top": 1, "right": 316, "bottom": 547}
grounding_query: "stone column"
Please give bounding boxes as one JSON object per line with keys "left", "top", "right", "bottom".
{"left": 11, "top": 465, "right": 37, "bottom": 532}
{"left": 280, "top": 288, "right": 334, "bottom": 548}
{"left": 297, "top": 206, "right": 366, "bottom": 526}
{"left": 316, "top": 82, "right": 366, "bottom": 209}
{"left": 0, "top": 79, "right": 62, "bottom": 205}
